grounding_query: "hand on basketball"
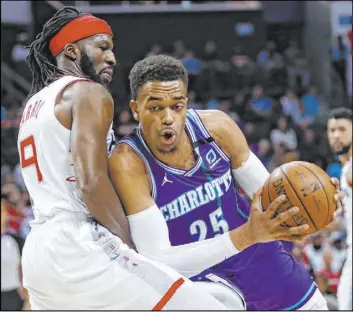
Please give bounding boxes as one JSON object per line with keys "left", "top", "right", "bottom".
{"left": 246, "top": 187, "right": 309, "bottom": 245}
{"left": 330, "top": 177, "right": 344, "bottom": 218}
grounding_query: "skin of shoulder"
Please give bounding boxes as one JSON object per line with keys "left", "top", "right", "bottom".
{"left": 55, "top": 80, "right": 114, "bottom": 130}
{"left": 109, "top": 143, "right": 155, "bottom": 215}
{"left": 196, "top": 109, "right": 250, "bottom": 169}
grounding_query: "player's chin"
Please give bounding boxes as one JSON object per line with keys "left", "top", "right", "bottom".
{"left": 99, "top": 73, "right": 113, "bottom": 87}
{"left": 158, "top": 145, "right": 177, "bottom": 155}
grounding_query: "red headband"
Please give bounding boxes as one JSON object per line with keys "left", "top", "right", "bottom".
{"left": 49, "top": 15, "right": 113, "bottom": 57}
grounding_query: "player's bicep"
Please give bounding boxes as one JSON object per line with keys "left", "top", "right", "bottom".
{"left": 108, "top": 144, "right": 155, "bottom": 215}
{"left": 71, "top": 83, "right": 113, "bottom": 187}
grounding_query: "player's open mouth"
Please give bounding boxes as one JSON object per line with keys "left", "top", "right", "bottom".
{"left": 160, "top": 130, "right": 176, "bottom": 145}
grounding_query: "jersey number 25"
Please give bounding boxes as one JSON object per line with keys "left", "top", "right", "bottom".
{"left": 190, "top": 207, "right": 229, "bottom": 240}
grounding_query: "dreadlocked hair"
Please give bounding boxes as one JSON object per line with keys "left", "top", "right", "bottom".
{"left": 27, "top": 6, "right": 88, "bottom": 98}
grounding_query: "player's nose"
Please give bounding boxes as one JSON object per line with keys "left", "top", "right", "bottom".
{"left": 162, "top": 108, "right": 174, "bottom": 125}
{"left": 105, "top": 51, "right": 116, "bottom": 67}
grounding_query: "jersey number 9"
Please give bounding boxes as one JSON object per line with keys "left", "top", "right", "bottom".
{"left": 19, "top": 135, "right": 43, "bottom": 182}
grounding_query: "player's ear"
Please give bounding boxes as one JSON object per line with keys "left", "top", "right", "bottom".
{"left": 63, "top": 43, "right": 80, "bottom": 61}
{"left": 130, "top": 100, "right": 140, "bottom": 121}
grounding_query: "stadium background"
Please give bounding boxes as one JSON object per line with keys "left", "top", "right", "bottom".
{"left": 1, "top": 1, "right": 352, "bottom": 310}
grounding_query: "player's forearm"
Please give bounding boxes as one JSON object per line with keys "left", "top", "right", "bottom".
{"left": 79, "top": 174, "right": 135, "bottom": 248}
{"left": 228, "top": 223, "right": 254, "bottom": 251}
{"left": 128, "top": 205, "right": 240, "bottom": 277}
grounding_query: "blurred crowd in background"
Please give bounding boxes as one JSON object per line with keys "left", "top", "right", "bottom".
{"left": 1, "top": 1, "right": 352, "bottom": 310}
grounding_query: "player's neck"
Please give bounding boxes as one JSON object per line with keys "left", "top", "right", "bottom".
{"left": 154, "top": 130, "right": 196, "bottom": 170}
{"left": 57, "top": 57, "right": 85, "bottom": 78}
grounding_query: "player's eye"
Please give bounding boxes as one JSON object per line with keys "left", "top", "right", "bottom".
{"left": 149, "top": 106, "right": 161, "bottom": 111}
{"left": 99, "top": 46, "right": 108, "bottom": 51}
{"left": 173, "top": 103, "right": 184, "bottom": 110}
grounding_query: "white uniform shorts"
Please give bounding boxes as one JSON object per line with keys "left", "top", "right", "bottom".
{"left": 22, "top": 211, "right": 230, "bottom": 310}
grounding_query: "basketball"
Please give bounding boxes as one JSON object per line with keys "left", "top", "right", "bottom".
{"left": 261, "top": 161, "right": 336, "bottom": 234}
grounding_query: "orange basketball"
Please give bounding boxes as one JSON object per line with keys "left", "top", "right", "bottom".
{"left": 261, "top": 161, "right": 336, "bottom": 234}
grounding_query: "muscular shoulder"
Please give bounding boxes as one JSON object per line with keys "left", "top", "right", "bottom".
{"left": 57, "top": 81, "right": 114, "bottom": 129}
{"left": 196, "top": 110, "right": 245, "bottom": 153}
{"left": 64, "top": 80, "right": 113, "bottom": 105}
{"left": 109, "top": 143, "right": 147, "bottom": 176}
{"left": 196, "top": 109, "right": 235, "bottom": 141}
{"left": 195, "top": 109, "right": 249, "bottom": 167}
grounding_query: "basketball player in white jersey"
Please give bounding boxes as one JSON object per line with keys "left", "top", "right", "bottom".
{"left": 327, "top": 107, "right": 352, "bottom": 310}
{"left": 17, "top": 7, "right": 248, "bottom": 310}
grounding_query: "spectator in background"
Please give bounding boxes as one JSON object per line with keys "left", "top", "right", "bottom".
{"left": 1, "top": 110, "right": 21, "bottom": 168}
{"left": 298, "top": 127, "right": 321, "bottom": 163}
{"left": 114, "top": 109, "right": 137, "bottom": 140}
{"left": 182, "top": 50, "right": 201, "bottom": 90}
{"left": 202, "top": 40, "right": 219, "bottom": 62}
{"left": 328, "top": 231, "right": 347, "bottom": 275}
{"left": 12, "top": 163, "right": 26, "bottom": 192}
{"left": 292, "top": 238, "right": 311, "bottom": 270}
{"left": 228, "top": 46, "right": 256, "bottom": 91}
{"left": 245, "top": 85, "right": 273, "bottom": 123}
{"left": 231, "top": 45, "right": 252, "bottom": 67}
{"left": 242, "top": 122, "right": 259, "bottom": 146}
{"left": 1, "top": 197, "right": 29, "bottom": 310}
{"left": 280, "top": 89, "right": 301, "bottom": 119}
{"left": 199, "top": 40, "right": 229, "bottom": 95}
{"left": 326, "top": 161, "right": 342, "bottom": 180}
{"left": 219, "top": 99, "right": 240, "bottom": 123}
{"left": 270, "top": 116, "right": 298, "bottom": 152}
{"left": 331, "top": 35, "right": 349, "bottom": 91}
{"left": 250, "top": 138, "right": 274, "bottom": 170}
{"left": 205, "top": 97, "right": 219, "bottom": 109}
{"left": 257, "top": 41, "right": 276, "bottom": 66}
{"left": 18, "top": 192, "right": 33, "bottom": 240}
{"left": 182, "top": 50, "right": 201, "bottom": 75}
{"left": 304, "top": 233, "right": 332, "bottom": 272}
{"left": 187, "top": 90, "right": 203, "bottom": 110}
{"left": 256, "top": 41, "right": 284, "bottom": 83}
{"left": 284, "top": 40, "right": 310, "bottom": 92}
{"left": 145, "top": 43, "right": 163, "bottom": 57}
{"left": 1, "top": 106, "right": 6, "bottom": 123}
{"left": 11, "top": 32, "right": 31, "bottom": 82}
{"left": 1, "top": 183, "right": 24, "bottom": 235}
{"left": 292, "top": 101, "right": 315, "bottom": 129}
{"left": 172, "top": 40, "right": 186, "bottom": 59}
{"left": 301, "top": 85, "right": 321, "bottom": 118}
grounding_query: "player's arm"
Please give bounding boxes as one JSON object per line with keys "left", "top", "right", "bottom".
{"left": 199, "top": 110, "right": 345, "bottom": 213}
{"left": 198, "top": 109, "right": 269, "bottom": 199}
{"left": 70, "top": 81, "right": 134, "bottom": 247}
{"left": 108, "top": 143, "right": 243, "bottom": 277}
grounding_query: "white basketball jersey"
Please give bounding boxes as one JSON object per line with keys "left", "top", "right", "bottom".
{"left": 17, "top": 76, "right": 116, "bottom": 223}
{"left": 341, "top": 156, "right": 352, "bottom": 246}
